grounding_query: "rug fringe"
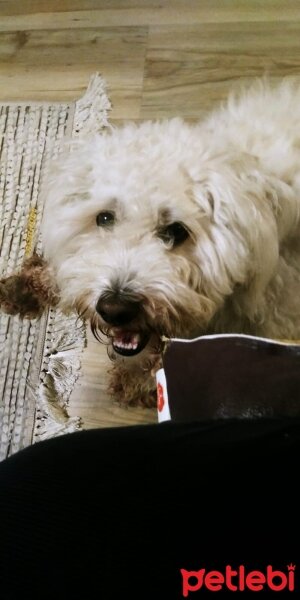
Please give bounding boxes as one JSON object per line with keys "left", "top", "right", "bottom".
{"left": 34, "top": 311, "right": 86, "bottom": 441}
{"left": 73, "top": 72, "right": 112, "bottom": 136}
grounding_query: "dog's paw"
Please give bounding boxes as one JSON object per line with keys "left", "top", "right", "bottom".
{"left": 0, "top": 253, "right": 59, "bottom": 319}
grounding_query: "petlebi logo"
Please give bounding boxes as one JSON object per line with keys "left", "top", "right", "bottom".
{"left": 180, "top": 564, "right": 296, "bottom": 595}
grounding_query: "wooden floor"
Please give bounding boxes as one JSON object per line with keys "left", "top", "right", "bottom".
{"left": 2, "top": 0, "right": 300, "bottom": 429}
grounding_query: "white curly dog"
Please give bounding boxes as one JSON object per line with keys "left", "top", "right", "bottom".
{"left": 11, "top": 80, "right": 300, "bottom": 406}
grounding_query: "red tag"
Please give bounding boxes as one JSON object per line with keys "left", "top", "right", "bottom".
{"left": 157, "top": 382, "right": 165, "bottom": 412}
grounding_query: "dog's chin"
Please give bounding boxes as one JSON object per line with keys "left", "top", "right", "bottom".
{"left": 111, "top": 329, "right": 151, "bottom": 357}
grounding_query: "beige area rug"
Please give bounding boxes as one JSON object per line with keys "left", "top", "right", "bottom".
{"left": 0, "top": 75, "right": 111, "bottom": 461}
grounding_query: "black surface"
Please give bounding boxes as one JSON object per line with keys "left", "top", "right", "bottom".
{"left": 0, "top": 419, "right": 299, "bottom": 598}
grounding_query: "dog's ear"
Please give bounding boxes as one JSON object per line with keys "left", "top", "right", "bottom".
{"left": 0, "top": 253, "right": 60, "bottom": 319}
{"left": 188, "top": 155, "right": 297, "bottom": 316}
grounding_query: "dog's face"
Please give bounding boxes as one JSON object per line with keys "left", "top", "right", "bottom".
{"left": 42, "top": 120, "right": 279, "bottom": 359}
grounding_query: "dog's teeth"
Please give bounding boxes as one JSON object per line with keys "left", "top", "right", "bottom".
{"left": 113, "top": 333, "right": 141, "bottom": 349}
{"left": 116, "top": 342, "right": 138, "bottom": 350}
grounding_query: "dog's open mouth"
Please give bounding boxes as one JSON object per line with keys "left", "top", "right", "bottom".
{"left": 111, "top": 330, "right": 150, "bottom": 357}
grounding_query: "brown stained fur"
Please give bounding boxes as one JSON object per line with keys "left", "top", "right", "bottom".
{"left": 0, "top": 253, "right": 59, "bottom": 319}
{"left": 109, "top": 361, "right": 158, "bottom": 408}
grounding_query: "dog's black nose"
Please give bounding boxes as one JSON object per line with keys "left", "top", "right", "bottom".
{"left": 96, "top": 294, "right": 141, "bottom": 326}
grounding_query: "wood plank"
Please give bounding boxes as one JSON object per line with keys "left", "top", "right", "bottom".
{"left": 0, "top": 27, "right": 148, "bottom": 117}
{"left": 142, "top": 21, "right": 300, "bottom": 119}
{"left": 2, "top": 1, "right": 300, "bottom": 30}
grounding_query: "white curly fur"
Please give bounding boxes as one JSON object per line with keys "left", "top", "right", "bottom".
{"left": 41, "top": 79, "right": 300, "bottom": 400}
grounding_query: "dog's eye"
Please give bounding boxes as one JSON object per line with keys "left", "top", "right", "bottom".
{"left": 96, "top": 211, "right": 115, "bottom": 227}
{"left": 158, "top": 222, "right": 189, "bottom": 247}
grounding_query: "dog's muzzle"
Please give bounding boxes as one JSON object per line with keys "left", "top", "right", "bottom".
{"left": 96, "top": 293, "right": 149, "bottom": 357}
